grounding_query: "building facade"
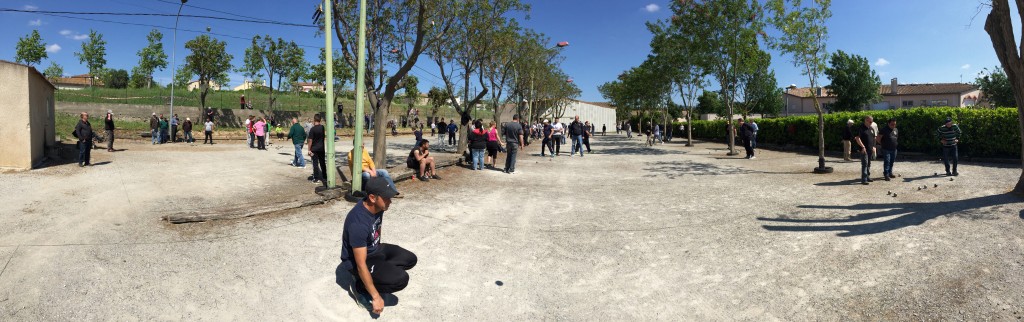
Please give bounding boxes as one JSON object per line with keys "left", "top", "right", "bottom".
{"left": 52, "top": 74, "right": 103, "bottom": 90}
{"left": 0, "top": 60, "right": 56, "bottom": 170}
{"left": 784, "top": 78, "right": 982, "bottom": 115}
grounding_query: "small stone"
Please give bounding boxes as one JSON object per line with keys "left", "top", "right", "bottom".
{"left": 934, "top": 184, "right": 938, "bottom": 188}
{"left": 893, "top": 193, "right": 897, "bottom": 197}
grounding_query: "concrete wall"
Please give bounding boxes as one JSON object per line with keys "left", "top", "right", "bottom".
{"left": 56, "top": 102, "right": 323, "bottom": 128}
{"left": 27, "top": 68, "right": 55, "bottom": 168}
{"left": 554, "top": 101, "right": 617, "bottom": 130}
{"left": 0, "top": 62, "right": 31, "bottom": 169}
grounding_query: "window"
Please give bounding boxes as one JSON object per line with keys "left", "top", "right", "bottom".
{"left": 902, "top": 100, "right": 913, "bottom": 107}
{"left": 930, "top": 100, "right": 948, "bottom": 106}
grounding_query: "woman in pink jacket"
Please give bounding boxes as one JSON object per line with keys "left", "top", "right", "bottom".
{"left": 254, "top": 117, "right": 267, "bottom": 150}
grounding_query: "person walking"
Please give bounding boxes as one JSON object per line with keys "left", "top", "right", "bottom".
{"left": 936, "top": 116, "right": 962, "bottom": 176}
{"left": 653, "top": 123, "right": 662, "bottom": 144}
{"left": 625, "top": 122, "right": 632, "bottom": 138}
{"left": 446, "top": 120, "right": 458, "bottom": 146}
{"left": 503, "top": 114, "right": 524, "bottom": 174}
{"left": 842, "top": 119, "right": 854, "bottom": 161}
{"left": 203, "top": 118, "right": 215, "bottom": 144}
{"left": 159, "top": 115, "right": 169, "bottom": 144}
{"left": 182, "top": 117, "right": 194, "bottom": 143}
{"left": 171, "top": 114, "right": 179, "bottom": 143}
{"left": 245, "top": 115, "right": 255, "bottom": 148}
{"left": 468, "top": 120, "right": 487, "bottom": 170}
{"left": 413, "top": 125, "right": 423, "bottom": 147}
{"left": 852, "top": 115, "right": 876, "bottom": 184}
{"left": 738, "top": 118, "right": 756, "bottom": 159}
{"left": 750, "top": 120, "right": 759, "bottom": 149}
{"left": 569, "top": 116, "right": 585, "bottom": 157}
{"left": 878, "top": 118, "right": 899, "bottom": 181}
{"left": 484, "top": 121, "right": 503, "bottom": 168}
{"left": 541, "top": 119, "right": 554, "bottom": 157}
{"left": 103, "top": 110, "right": 115, "bottom": 152}
{"left": 340, "top": 175, "right": 416, "bottom": 314}
{"left": 74, "top": 112, "right": 93, "bottom": 167}
{"left": 583, "top": 121, "right": 593, "bottom": 153}
{"left": 254, "top": 117, "right": 267, "bottom": 150}
{"left": 149, "top": 113, "right": 159, "bottom": 145}
{"left": 307, "top": 115, "right": 327, "bottom": 184}
{"left": 288, "top": 117, "right": 307, "bottom": 168}
{"left": 550, "top": 118, "right": 564, "bottom": 156}
{"left": 602, "top": 124, "right": 607, "bottom": 136}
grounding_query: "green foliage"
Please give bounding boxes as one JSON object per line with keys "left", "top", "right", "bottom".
{"left": 102, "top": 69, "right": 129, "bottom": 89}
{"left": 43, "top": 61, "right": 63, "bottom": 81}
{"left": 15, "top": 30, "right": 47, "bottom": 66}
{"left": 686, "top": 107, "right": 1021, "bottom": 158}
{"left": 975, "top": 66, "right": 1015, "bottom": 108}
{"left": 242, "top": 35, "right": 305, "bottom": 108}
{"left": 739, "top": 50, "right": 783, "bottom": 116}
{"left": 824, "top": 50, "right": 881, "bottom": 111}
{"left": 74, "top": 30, "right": 107, "bottom": 87}
{"left": 695, "top": 90, "right": 725, "bottom": 115}
{"left": 402, "top": 75, "right": 420, "bottom": 109}
{"left": 135, "top": 29, "right": 168, "bottom": 89}
{"left": 308, "top": 48, "right": 353, "bottom": 105}
{"left": 183, "top": 34, "right": 233, "bottom": 108}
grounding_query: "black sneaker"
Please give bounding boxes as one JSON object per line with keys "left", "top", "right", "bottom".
{"left": 884, "top": 175, "right": 891, "bottom": 181}
{"left": 349, "top": 283, "right": 372, "bottom": 310}
{"left": 431, "top": 174, "right": 442, "bottom": 180}
{"left": 867, "top": 178, "right": 874, "bottom": 182}
{"left": 861, "top": 181, "right": 869, "bottom": 185}
{"left": 953, "top": 172, "right": 959, "bottom": 176}
{"left": 419, "top": 176, "right": 430, "bottom": 182}
{"left": 945, "top": 172, "right": 952, "bottom": 176}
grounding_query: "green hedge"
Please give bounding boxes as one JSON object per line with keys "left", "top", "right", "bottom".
{"left": 681, "top": 107, "right": 1022, "bottom": 159}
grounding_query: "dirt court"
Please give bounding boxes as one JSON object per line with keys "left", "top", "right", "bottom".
{"left": 1, "top": 134, "right": 1023, "bottom": 320}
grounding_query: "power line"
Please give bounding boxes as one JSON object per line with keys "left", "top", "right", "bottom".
{"left": 148, "top": 0, "right": 294, "bottom": 25}
{"left": 1, "top": 8, "right": 315, "bottom": 28}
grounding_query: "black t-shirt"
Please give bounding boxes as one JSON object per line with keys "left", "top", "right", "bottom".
{"left": 739, "top": 123, "right": 755, "bottom": 139}
{"left": 340, "top": 202, "right": 382, "bottom": 271}
{"left": 543, "top": 124, "right": 552, "bottom": 136}
{"left": 842, "top": 125, "right": 854, "bottom": 140}
{"left": 309, "top": 124, "right": 326, "bottom": 153}
{"left": 879, "top": 126, "right": 898, "bottom": 150}
{"left": 569, "top": 121, "right": 584, "bottom": 136}
{"left": 503, "top": 121, "right": 523, "bottom": 144}
{"left": 468, "top": 129, "right": 487, "bottom": 149}
{"left": 858, "top": 124, "right": 876, "bottom": 150}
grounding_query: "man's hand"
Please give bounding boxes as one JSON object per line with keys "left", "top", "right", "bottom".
{"left": 368, "top": 170, "right": 377, "bottom": 177}
{"left": 372, "top": 296, "right": 384, "bottom": 314}
{"left": 941, "top": 139, "right": 946, "bottom": 144}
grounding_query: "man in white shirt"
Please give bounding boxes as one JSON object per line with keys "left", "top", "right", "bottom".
{"left": 550, "top": 118, "right": 564, "bottom": 156}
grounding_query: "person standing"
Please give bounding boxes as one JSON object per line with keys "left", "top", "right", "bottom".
{"left": 170, "top": 114, "right": 179, "bottom": 143}
{"left": 308, "top": 115, "right": 327, "bottom": 184}
{"left": 625, "top": 122, "right": 632, "bottom": 138}
{"left": 842, "top": 119, "right": 854, "bottom": 161}
{"left": 288, "top": 117, "right": 307, "bottom": 168}
{"left": 159, "top": 115, "right": 169, "bottom": 144}
{"left": 240, "top": 94, "right": 247, "bottom": 109}
{"left": 468, "top": 120, "right": 487, "bottom": 170}
{"left": 503, "top": 114, "right": 525, "bottom": 174}
{"left": 653, "top": 123, "right": 662, "bottom": 144}
{"left": 569, "top": 116, "right": 585, "bottom": 157}
{"left": 437, "top": 119, "right": 447, "bottom": 144}
{"left": 430, "top": 121, "right": 437, "bottom": 136}
{"left": 738, "top": 118, "right": 756, "bottom": 159}
{"left": 340, "top": 176, "right": 416, "bottom": 314}
{"left": 602, "top": 124, "right": 607, "bottom": 136}
{"left": 485, "top": 121, "right": 503, "bottom": 168}
{"left": 583, "top": 121, "right": 593, "bottom": 153}
{"left": 447, "top": 120, "right": 458, "bottom": 146}
{"left": 550, "top": 118, "right": 564, "bottom": 156}
{"left": 852, "top": 115, "right": 876, "bottom": 185}
{"left": 103, "top": 110, "right": 115, "bottom": 152}
{"left": 206, "top": 107, "right": 215, "bottom": 123}
{"left": 870, "top": 118, "right": 879, "bottom": 159}
{"left": 413, "top": 125, "right": 423, "bottom": 147}
{"left": 749, "top": 120, "right": 759, "bottom": 149}
{"left": 878, "top": 118, "right": 899, "bottom": 181}
{"left": 254, "top": 117, "right": 267, "bottom": 150}
{"left": 936, "top": 117, "right": 962, "bottom": 176}
{"left": 74, "top": 112, "right": 94, "bottom": 167}
{"left": 182, "top": 117, "right": 194, "bottom": 143}
{"left": 245, "top": 115, "right": 255, "bottom": 148}
{"left": 149, "top": 113, "right": 159, "bottom": 145}
{"left": 203, "top": 118, "right": 215, "bottom": 144}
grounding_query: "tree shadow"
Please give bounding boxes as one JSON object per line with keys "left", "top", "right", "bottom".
{"left": 335, "top": 263, "right": 400, "bottom": 318}
{"left": 642, "top": 160, "right": 755, "bottom": 179}
{"left": 814, "top": 178, "right": 868, "bottom": 186}
{"left": 758, "top": 193, "right": 1022, "bottom": 237}
{"left": 595, "top": 147, "right": 687, "bottom": 156}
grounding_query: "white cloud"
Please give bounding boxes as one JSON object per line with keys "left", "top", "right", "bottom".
{"left": 45, "top": 43, "right": 61, "bottom": 53}
{"left": 874, "top": 58, "right": 890, "bottom": 67}
{"left": 59, "top": 30, "right": 72, "bottom": 36}
{"left": 23, "top": 5, "right": 38, "bottom": 11}
{"left": 645, "top": 4, "right": 660, "bottom": 13}
{"left": 72, "top": 34, "right": 88, "bottom": 40}
{"left": 961, "top": 64, "right": 971, "bottom": 70}
{"left": 28, "top": 19, "right": 42, "bottom": 26}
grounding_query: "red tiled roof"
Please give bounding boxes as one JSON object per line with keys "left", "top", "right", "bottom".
{"left": 788, "top": 83, "right": 979, "bottom": 98}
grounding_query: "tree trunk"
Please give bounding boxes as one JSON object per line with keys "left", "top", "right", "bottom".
{"left": 686, "top": 108, "right": 693, "bottom": 147}
{"left": 372, "top": 98, "right": 391, "bottom": 168}
{"left": 200, "top": 87, "right": 209, "bottom": 108}
{"left": 985, "top": 0, "right": 1024, "bottom": 195}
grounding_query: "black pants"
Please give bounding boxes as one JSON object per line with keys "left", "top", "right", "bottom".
{"left": 860, "top": 151, "right": 872, "bottom": 183}
{"left": 350, "top": 244, "right": 417, "bottom": 294}
{"left": 171, "top": 125, "right": 178, "bottom": 143}
{"left": 448, "top": 132, "right": 456, "bottom": 145}
{"left": 552, "top": 136, "right": 562, "bottom": 155}
{"left": 77, "top": 140, "right": 92, "bottom": 165}
{"left": 583, "top": 137, "right": 591, "bottom": 152}
{"left": 311, "top": 150, "right": 327, "bottom": 181}
{"left": 942, "top": 145, "right": 959, "bottom": 174}
{"left": 204, "top": 131, "right": 213, "bottom": 144}
{"left": 742, "top": 138, "right": 754, "bottom": 157}
{"left": 542, "top": 137, "right": 553, "bottom": 156}
{"left": 257, "top": 135, "right": 266, "bottom": 150}
{"left": 249, "top": 132, "right": 256, "bottom": 148}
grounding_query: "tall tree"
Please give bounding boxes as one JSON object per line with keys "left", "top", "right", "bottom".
{"left": 135, "top": 29, "right": 168, "bottom": 89}
{"left": 673, "top": 0, "right": 765, "bottom": 156}
{"left": 426, "top": 86, "right": 449, "bottom": 118}
{"left": 738, "top": 50, "right": 783, "bottom": 117}
{"left": 74, "top": 29, "right": 107, "bottom": 88}
{"left": 329, "top": 0, "right": 455, "bottom": 167}
{"left": 242, "top": 35, "right": 304, "bottom": 108}
{"left": 824, "top": 49, "right": 881, "bottom": 112}
{"left": 766, "top": 0, "right": 832, "bottom": 173}
{"left": 482, "top": 23, "right": 530, "bottom": 126}
{"left": 695, "top": 90, "right": 725, "bottom": 116}
{"left": 403, "top": 75, "right": 420, "bottom": 113}
{"left": 309, "top": 48, "right": 354, "bottom": 112}
{"left": 182, "top": 34, "right": 232, "bottom": 108}
{"left": 975, "top": 66, "right": 1014, "bottom": 108}
{"left": 984, "top": 0, "right": 1024, "bottom": 194}
{"left": 648, "top": 19, "right": 707, "bottom": 146}
{"left": 43, "top": 61, "right": 63, "bottom": 82}
{"left": 15, "top": 30, "right": 47, "bottom": 66}
{"left": 102, "top": 69, "right": 129, "bottom": 89}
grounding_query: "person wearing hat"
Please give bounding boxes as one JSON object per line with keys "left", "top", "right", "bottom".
{"left": 842, "top": 119, "right": 855, "bottom": 161}
{"left": 541, "top": 119, "right": 553, "bottom": 157}
{"left": 182, "top": 117, "right": 194, "bottom": 143}
{"left": 340, "top": 176, "right": 417, "bottom": 314}
{"left": 104, "top": 110, "right": 115, "bottom": 152}
{"left": 936, "top": 116, "right": 962, "bottom": 176}
{"left": 150, "top": 112, "right": 160, "bottom": 145}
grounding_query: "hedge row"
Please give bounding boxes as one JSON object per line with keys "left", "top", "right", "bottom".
{"left": 676, "top": 107, "right": 1022, "bottom": 159}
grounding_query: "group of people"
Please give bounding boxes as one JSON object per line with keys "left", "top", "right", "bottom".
{"left": 843, "top": 115, "right": 962, "bottom": 185}
{"left": 149, "top": 112, "right": 210, "bottom": 145}
{"left": 536, "top": 116, "right": 597, "bottom": 158}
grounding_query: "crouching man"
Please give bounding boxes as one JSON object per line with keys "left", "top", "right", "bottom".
{"left": 341, "top": 176, "right": 417, "bottom": 314}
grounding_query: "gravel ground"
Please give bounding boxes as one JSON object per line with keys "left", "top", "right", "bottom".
{"left": 1, "top": 134, "right": 1023, "bottom": 321}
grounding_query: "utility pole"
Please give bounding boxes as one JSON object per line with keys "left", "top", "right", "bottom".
{"left": 324, "top": 0, "right": 338, "bottom": 188}
{"left": 350, "top": 0, "right": 368, "bottom": 194}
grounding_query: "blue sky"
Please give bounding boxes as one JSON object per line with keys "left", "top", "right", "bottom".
{"left": 0, "top": 0, "right": 1013, "bottom": 102}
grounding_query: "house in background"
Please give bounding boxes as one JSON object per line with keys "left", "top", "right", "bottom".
{"left": 0, "top": 60, "right": 56, "bottom": 170}
{"left": 186, "top": 80, "right": 222, "bottom": 91}
{"left": 293, "top": 82, "right": 324, "bottom": 93}
{"left": 784, "top": 78, "right": 982, "bottom": 115}
{"left": 51, "top": 74, "right": 104, "bottom": 90}
{"left": 232, "top": 80, "right": 264, "bottom": 91}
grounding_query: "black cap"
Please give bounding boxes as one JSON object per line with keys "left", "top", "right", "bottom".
{"left": 945, "top": 117, "right": 953, "bottom": 123}
{"left": 364, "top": 176, "right": 398, "bottom": 198}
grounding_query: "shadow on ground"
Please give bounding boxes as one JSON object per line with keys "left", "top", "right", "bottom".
{"left": 757, "top": 193, "right": 1023, "bottom": 237}
{"left": 642, "top": 160, "right": 807, "bottom": 179}
{"left": 335, "top": 264, "right": 400, "bottom": 319}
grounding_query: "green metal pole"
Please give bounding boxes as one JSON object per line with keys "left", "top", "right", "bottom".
{"left": 325, "top": 0, "right": 338, "bottom": 188}
{"left": 351, "top": 0, "right": 368, "bottom": 193}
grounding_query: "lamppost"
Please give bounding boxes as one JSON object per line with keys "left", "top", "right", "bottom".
{"left": 528, "top": 41, "right": 568, "bottom": 123}
{"left": 169, "top": 0, "right": 187, "bottom": 127}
